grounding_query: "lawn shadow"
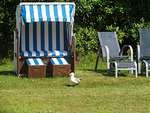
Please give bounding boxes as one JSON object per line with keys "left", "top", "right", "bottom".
{"left": 81, "top": 68, "right": 128, "bottom": 78}
{"left": 0, "top": 70, "right": 16, "bottom": 76}
{"left": 63, "top": 84, "right": 79, "bottom": 87}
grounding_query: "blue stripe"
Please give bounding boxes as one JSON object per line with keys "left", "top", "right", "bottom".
{"left": 52, "top": 50, "right": 56, "bottom": 56}
{"left": 61, "top": 5, "right": 67, "bottom": 22}
{"left": 68, "top": 51, "right": 72, "bottom": 56}
{"left": 56, "top": 22, "right": 60, "bottom": 50}
{"left": 37, "top": 5, "right": 43, "bottom": 22}
{"left": 28, "top": 51, "right": 32, "bottom": 56}
{"left": 29, "top": 5, "right": 34, "bottom": 22}
{"left": 53, "top": 5, "right": 59, "bottom": 22}
{"left": 69, "top": 5, "right": 73, "bottom": 23}
{"left": 20, "top": 51, "right": 24, "bottom": 56}
{"left": 43, "top": 51, "right": 48, "bottom": 56}
{"left": 41, "top": 22, "right": 45, "bottom": 51}
{"left": 59, "top": 50, "right": 63, "bottom": 56}
{"left": 21, "top": 5, "right": 26, "bottom": 23}
{"left": 26, "top": 59, "right": 31, "bottom": 65}
{"left": 34, "top": 58, "right": 39, "bottom": 65}
{"left": 48, "top": 22, "right": 52, "bottom": 50}
{"left": 45, "top": 5, "right": 51, "bottom": 21}
{"left": 57, "top": 58, "right": 63, "bottom": 64}
{"left": 50, "top": 58, "right": 55, "bottom": 64}
{"left": 25, "top": 23, "right": 29, "bottom": 51}
{"left": 64, "top": 22, "right": 67, "bottom": 50}
{"left": 36, "top": 51, "right": 40, "bottom": 56}
{"left": 33, "top": 23, "right": 37, "bottom": 51}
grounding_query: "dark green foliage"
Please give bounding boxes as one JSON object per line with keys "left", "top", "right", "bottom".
{"left": 1, "top": 0, "right": 150, "bottom": 59}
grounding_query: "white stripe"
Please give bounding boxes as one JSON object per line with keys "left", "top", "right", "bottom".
{"left": 52, "top": 22, "right": 56, "bottom": 50}
{"left": 44, "top": 22, "right": 49, "bottom": 50}
{"left": 57, "top": 5, "right": 63, "bottom": 22}
{"left": 31, "top": 51, "right": 36, "bottom": 56}
{"left": 65, "top": 5, "right": 70, "bottom": 22}
{"left": 37, "top": 22, "right": 41, "bottom": 50}
{"left": 49, "top": 5, "right": 55, "bottom": 21}
{"left": 36, "top": 58, "right": 44, "bottom": 65}
{"left": 63, "top": 51, "right": 67, "bottom": 56}
{"left": 38, "top": 51, "right": 44, "bottom": 56}
{"left": 29, "top": 23, "right": 33, "bottom": 51}
{"left": 25, "top": 5, "right": 31, "bottom": 22}
{"left": 47, "top": 50, "right": 52, "bottom": 56}
{"left": 55, "top": 50, "right": 60, "bottom": 56}
{"left": 29, "top": 58, "right": 35, "bottom": 65}
{"left": 52, "top": 58, "right": 59, "bottom": 65}
{"left": 21, "top": 25, "right": 25, "bottom": 51}
{"left": 41, "top": 5, "right": 47, "bottom": 21}
{"left": 33, "top": 5, "right": 39, "bottom": 22}
{"left": 23, "top": 51, "right": 28, "bottom": 56}
{"left": 60, "top": 22, "right": 64, "bottom": 50}
{"left": 60, "top": 58, "right": 68, "bottom": 64}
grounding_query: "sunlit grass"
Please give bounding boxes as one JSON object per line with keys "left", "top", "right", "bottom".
{"left": 1, "top": 55, "right": 150, "bottom": 113}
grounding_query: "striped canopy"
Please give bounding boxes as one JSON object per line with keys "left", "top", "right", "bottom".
{"left": 20, "top": 3, "right": 75, "bottom": 23}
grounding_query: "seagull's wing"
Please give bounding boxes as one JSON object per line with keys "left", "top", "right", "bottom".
{"left": 75, "top": 78, "right": 81, "bottom": 83}
{"left": 70, "top": 77, "right": 79, "bottom": 84}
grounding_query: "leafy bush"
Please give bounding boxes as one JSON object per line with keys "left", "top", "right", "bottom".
{"left": 74, "top": 25, "right": 98, "bottom": 60}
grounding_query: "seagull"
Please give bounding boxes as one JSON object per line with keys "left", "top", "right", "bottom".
{"left": 70, "top": 72, "right": 81, "bottom": 85}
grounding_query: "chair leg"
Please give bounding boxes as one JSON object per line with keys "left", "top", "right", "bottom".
{"left": 145, "top": 62, "right": 149, "bottom": 77}
{"left": 107, "top": 61, "right": 111, "bottom": 75}
{"left": 142, "top": 60, "right": 149, "bottom": 77}
{"left": 114, "top": 62, "right": 118, "bottom": 78}
{"left": 146, "top": 65, "right": 149, "bottom": 77}
{"left": 95, "top": 52, "right": 100, "bottom": 71}
{"left": 134, "top": 62, "right": 138, "bottom": 78}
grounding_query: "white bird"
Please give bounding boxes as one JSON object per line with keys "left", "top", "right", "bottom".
{"left": 70, "top": 72, "right": 81, "bottom": 85}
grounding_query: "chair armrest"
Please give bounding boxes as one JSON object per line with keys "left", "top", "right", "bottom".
{"left": 99, "top": 45, "right": 110, "bottom": 58}
{"left": 120, "top": 45, "right": 133, "bottom": 62}
{"left": 102, "top": 45, "right": 110, "bottom": 62}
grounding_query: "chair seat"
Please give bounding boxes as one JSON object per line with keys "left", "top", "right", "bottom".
{"left": 115, "top": 62, "right": 136, "bottom": 68}
{"left": 20, "top": 50, "right": 72, "bottom": 57}
{"left": 140, "top": 56, "right": 150, "bottom": 60}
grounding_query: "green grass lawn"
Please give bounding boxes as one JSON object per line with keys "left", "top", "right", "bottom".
{"left": 1, "top": 55, "right": 150, "bottom": 113}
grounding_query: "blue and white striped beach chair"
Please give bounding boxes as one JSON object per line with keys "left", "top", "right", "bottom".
{"left": 14, "top": 2, "right": 76, "bottom": 77}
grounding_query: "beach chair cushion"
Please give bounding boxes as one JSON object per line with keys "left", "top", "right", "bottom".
{"left": 26, "top": 58, "right": 45, "bottom": 65}
{"left": 20, "top": 50, "right": 72, "bottom": 57}
{"left": 50, "top": 58, "right": 69, "bottom": 65}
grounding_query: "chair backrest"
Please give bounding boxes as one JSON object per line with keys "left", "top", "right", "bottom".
{"left": 98, "top": 32, "right": 120, "bottom": 57}
{"left": 20, "top": 22, "right": 70, "bottom": 52}
{"left": 139, "top": 28, "right": 150, "bottom": 57}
